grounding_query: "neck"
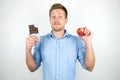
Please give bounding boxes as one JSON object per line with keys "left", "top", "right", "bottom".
{"left": 52, "top": 29, "right": 65, "bottom": 39}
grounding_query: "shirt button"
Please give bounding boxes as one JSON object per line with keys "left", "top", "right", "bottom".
{"left": 56, "top": 75, "right": 58, "bottom": 80}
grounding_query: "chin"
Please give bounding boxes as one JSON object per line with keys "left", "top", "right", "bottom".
{"left": 53, "top": 28, "right": 63, "bottom": 32}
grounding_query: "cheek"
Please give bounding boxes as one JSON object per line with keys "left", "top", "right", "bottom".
{"left": 61, "top": 20, "right": 67, "bottom": 24}
{"left": 50, "top": 20, "right": 54, "bottom": 24}
{"left": 62, "top": 19, "right": 67, "bottom": 24}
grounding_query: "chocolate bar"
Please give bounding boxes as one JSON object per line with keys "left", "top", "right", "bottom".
{"left": 29, "top": 24, "right": 38, "bottom": 35}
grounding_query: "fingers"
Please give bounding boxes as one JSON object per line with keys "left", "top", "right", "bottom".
{"left": 26, "top": 36, "right": 39, "bottom": 46}
{"left": 26, "top": 36, "right": 39, "bottom": 53}
{"left": 84, "top": 27, "right": 92, "bottom": 36}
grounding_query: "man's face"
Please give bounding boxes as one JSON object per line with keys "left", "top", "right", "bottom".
{"left": 50, "top": 9, "right": 68, "bottom": 32}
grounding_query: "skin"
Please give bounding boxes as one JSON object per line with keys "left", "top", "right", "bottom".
{"left": 26, "top": 36, "right": 38, "bottom": 72}
{"left": 50, "top": 9, "right": 68, "bottom": 39}
{"left": 26, "top": 9, "right": 95, "bottom": 72}
{"left": 81, "top": 28, "right": 95, "bottom": 71}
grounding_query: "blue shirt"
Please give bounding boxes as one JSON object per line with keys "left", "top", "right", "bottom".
{"left": 33, "top": 31, "right": 86, "bottom": 80}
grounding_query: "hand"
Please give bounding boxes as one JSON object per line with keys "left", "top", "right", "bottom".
{"left": 26, "top": 36, "right": 39, "bottom": 52}
{"left": 77, "top": 27, "right": 93, "bottom": 42}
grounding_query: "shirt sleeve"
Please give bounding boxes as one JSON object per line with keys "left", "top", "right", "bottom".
{"left": 33, "top": 41, "right": 42, "bottom": 69}
{"left": 76, "top": 37, "right": 87, "bottom": 70}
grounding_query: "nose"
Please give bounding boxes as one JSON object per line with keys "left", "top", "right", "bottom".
{"left": 54, "top": 17, "right": 59, "bottom": 21}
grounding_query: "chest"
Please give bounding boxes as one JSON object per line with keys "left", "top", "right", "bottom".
{"left": 40, "top": 39, "right": 77, "bottom": 63}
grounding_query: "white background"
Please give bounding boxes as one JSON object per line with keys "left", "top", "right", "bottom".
{"left": 0, "top": 0, "right": 120, "bottom": 80}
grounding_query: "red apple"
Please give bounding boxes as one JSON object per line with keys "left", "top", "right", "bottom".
{"left": 77, "top": 27, "right": 85, "bottom": 36}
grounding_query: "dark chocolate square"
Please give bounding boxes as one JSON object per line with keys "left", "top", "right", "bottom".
{"left": 29, "top": 24, "right": 38, "bottom": 35}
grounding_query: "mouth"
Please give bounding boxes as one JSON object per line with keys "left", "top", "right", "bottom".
{"left": 53, "top": 23, "right": 60, "bottom": 27}
{"left": 54, "top": 23, "right": 60, "bottom": 26}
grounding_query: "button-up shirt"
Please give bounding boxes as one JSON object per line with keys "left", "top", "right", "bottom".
{"left": 33, "top": 31, "right": 86, "bottom": 80}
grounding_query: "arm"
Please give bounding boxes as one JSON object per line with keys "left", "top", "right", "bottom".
{"left": 81, "top": 28, "right": 95, "bottom": 71}
{"left": 84, "top": 40, "right": 95, "bottom": 71}
{"left": 26, "top": 36, "right": 39, "bottom": 72}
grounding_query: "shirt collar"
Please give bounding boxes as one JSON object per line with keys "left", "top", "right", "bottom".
{"left": 48, "top": 30, "right": 70, "bottom": 39}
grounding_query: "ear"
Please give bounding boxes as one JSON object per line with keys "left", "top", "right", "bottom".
{"left": 65, "top": 18, "right": 68, "bottom": 23}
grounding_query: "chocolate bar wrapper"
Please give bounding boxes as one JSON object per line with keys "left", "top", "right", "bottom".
{"left": 28, "top": 24, "right": 40, "bottom": 54}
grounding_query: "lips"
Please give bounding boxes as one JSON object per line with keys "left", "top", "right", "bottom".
{"left": 54, "top": 22, "right": 60, "bottom": 26}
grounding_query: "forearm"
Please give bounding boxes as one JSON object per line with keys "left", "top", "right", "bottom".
{"left": 84, "top": 41, "right": 95, "bottom": 71}
{"left": 26, "top": 50, "right": 37, "bottom": 72}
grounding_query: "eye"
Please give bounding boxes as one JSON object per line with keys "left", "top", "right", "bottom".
{"left": 51, "top": 16, "right": 56, "bottom": 19}
{"left": 59, "top": 16, "right": 63, "bottom": 18}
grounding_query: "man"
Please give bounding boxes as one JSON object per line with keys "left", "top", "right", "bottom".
{"left": 26, "top": 3, "right": 95, "bottom": 80}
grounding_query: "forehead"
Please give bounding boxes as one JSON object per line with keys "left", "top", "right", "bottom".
{"left": 51, "top": 9, "right": 65, "bottom": 15}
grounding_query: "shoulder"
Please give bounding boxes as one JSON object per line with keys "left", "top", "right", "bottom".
{"left": 69, "top": 34, "right": 85, "bottom": 46}
{"left": 39, "top": 33, "right": 53, "bottom": 43}
{"left": 68, "top": 34, "right": 83, "bottom": 42}
{"left": 40, "top": 33, "right": 50, "bottom": 39}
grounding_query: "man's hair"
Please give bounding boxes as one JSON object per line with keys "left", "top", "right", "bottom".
{"left": 49, "top": 3, "right": 68, "bottom": 18}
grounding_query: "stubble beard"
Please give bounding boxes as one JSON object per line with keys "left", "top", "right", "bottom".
{"left": 53, "top": 27, "right": 64, "bottom": 32}
{"left": 52, "top": 23, "right": 64, "bottom": 32}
